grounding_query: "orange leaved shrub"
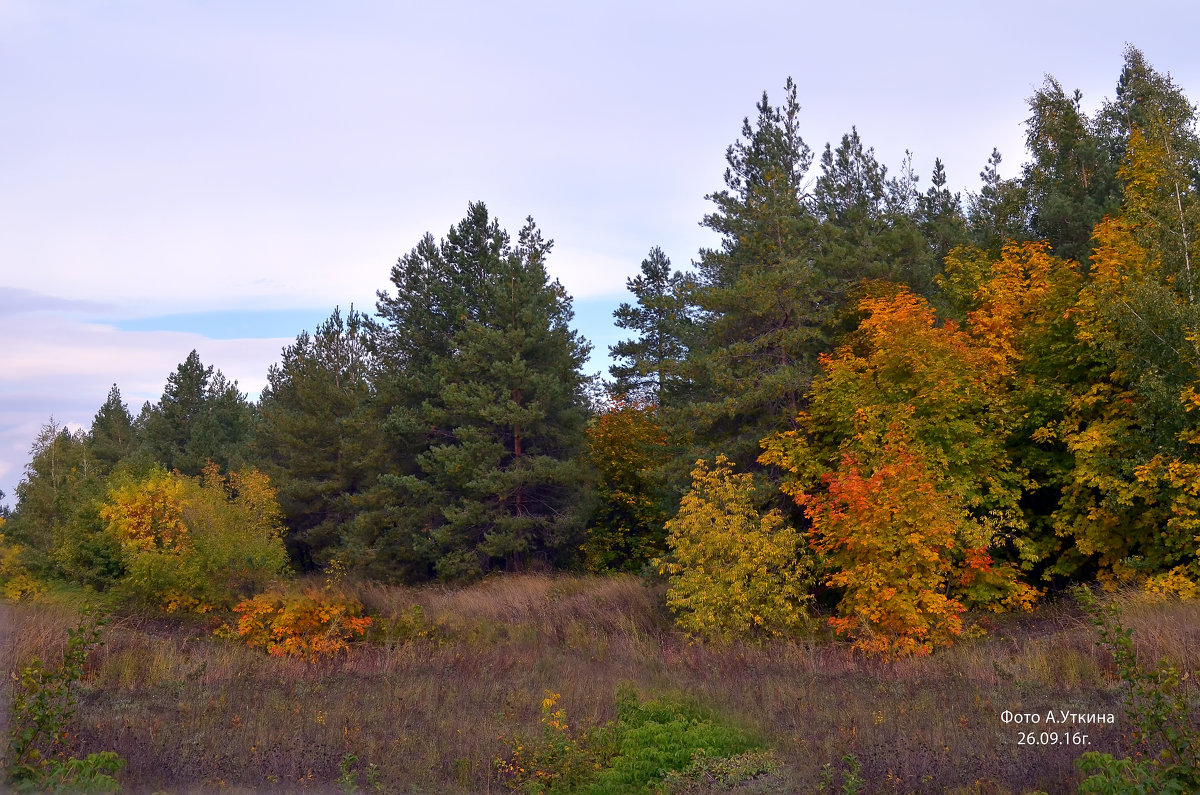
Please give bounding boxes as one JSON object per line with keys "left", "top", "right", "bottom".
{"left": 231, "top": 587, "right": 372, "bottom": 661}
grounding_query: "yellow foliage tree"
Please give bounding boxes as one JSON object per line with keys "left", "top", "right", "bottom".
{"left": 99, "top": 464, "right": 289, "bottom": 612}
{"left": 98, "top": 468, "right": 188, "bottom": 553}
{"left": 0, "top": 519, "right": 45, "bottom": 601}
{"left": 658, "top": 456, "right": 812, "bottom": 640}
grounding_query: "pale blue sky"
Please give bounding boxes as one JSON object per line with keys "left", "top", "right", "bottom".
{"left": 3, "top": 0, "right": 1199, "bottom": 505}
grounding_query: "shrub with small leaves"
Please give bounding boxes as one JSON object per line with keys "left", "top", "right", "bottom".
{"left": 659, "top": 456, "right": 812, "bottom": 641}
{"left": 231, "top": 586, "right": 372, "bottom": 661}
{"left": 495, "top": 692, "right": 605, "bottom": 794}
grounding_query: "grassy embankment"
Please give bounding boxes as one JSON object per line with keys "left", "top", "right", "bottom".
{"left": 2, "top": 576, "right": 1198, "bottom": 793}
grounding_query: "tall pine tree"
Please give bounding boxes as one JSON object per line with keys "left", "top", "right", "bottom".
{"left": 255, "top": 307, "right": 376, "bottom": 571}
{"left": 609, "top": 246, "right": 693, "bottom": 407}
{"left": 138, "top": 351, "right": 253, "bottom": 475}
{"left": 686, "top": 77, "right": 824, "bottom": 470}
{"left": 360, "top": 204, "right": 591, "bottom": 582}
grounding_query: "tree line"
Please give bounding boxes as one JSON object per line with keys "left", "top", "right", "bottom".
{"left": 5, "top": 46, "right": 1200, "bottom": 655}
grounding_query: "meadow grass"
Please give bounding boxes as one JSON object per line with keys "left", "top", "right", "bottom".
{"left": 1, "top": 576, "right": 1197, "bottom": 793}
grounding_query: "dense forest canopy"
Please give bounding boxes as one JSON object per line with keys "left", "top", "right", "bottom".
{"left": 5, "top": 45, "right": 1200, "bottom": 657}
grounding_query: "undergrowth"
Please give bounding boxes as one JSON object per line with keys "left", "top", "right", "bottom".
{"left": 496, "top": 685, "right": 773, "bottom": 794}
{"left": 1074, "top": 587, "right": 1200, "bottom": 793}
{"left": 6, "top": 607, "right": 125, "bottom": 792}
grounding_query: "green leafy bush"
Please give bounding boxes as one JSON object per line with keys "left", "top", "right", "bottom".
{"left": 496, "top": 687, "right": 764, "bottom": 794}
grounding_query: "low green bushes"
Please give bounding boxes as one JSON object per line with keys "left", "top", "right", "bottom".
{"left": 496, "top": 685, "right": 773, "bottom": 794}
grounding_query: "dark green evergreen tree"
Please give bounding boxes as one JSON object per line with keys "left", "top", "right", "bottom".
{"left": 609, "top": 246, "right": 693, "bottom": 406}
{"left": 686, "top": 78, "right": 824, "bottom": 470}
{"left": 139, "top": 350, "right": 252, "bottom": 475}
{"left": 88, "top": 384, "right": 135, "bottom": 473}
{"left": 353, "top": 203, "right": 505, "bottom": 580}
{"left": 813, "top": 129, "right": 940, "bottom": 296}
{"left": 967, "top": 148, "right": 1031, "bottom": 253}
{"left": 917, "top": 158, "right": 969, "bottom": 265}
{"left": 360, "top": 204, "right": 591, "bottom": 582}
{"left": 255, "top": 307, "right": 376, "bottom": 571}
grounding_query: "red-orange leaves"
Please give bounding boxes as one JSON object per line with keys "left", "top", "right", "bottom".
{"left": 762, "top": 285, "right": 1039, "bottom": 656}
{"left": 797, "top": 288, "right": 1017, "bottom": 515}
{"left": 802, "top": 436, "right": 966, "bottom": 659}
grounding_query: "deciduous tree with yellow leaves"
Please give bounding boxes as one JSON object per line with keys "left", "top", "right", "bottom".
{"left": 659, "top": 456, "right": 812, "bottom": 641}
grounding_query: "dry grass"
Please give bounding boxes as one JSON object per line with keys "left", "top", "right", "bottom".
{"left": 1, "top": 578, "right": 1197, "bottom": 793}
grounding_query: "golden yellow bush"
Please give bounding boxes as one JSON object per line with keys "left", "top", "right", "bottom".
{"left": 658, "top": 456, "right": 812, "bottom": 640}
{"left": 100, "top": 464, "right": 289, "bottom": 612}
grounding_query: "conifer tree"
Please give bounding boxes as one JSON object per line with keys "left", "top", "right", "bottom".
{"left": 361, "top": 204, "right": 591, "bottom": 582}
{"left": 88, "top": 384, "right": 135, "bottom": 472}
{"left": 139, "top": 351, "right": 252, "bottom": 475}
{"left": 967, "top": 148, "right": 1031, "bottom": 253}
{"left": 686, "top": 78, "right": 824, "bottom": 469}
{"left": 609, "top": 246, "right": 692, "bottom": 406}
{"left": 917, "top": 158, "right": 970, "bottom": 266}
{"left": 255, "top": 307, "right": 376, "bottom": 570}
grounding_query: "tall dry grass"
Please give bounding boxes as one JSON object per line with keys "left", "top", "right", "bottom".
{"left": 0, "top": 577, "right": 1196, "bottom": 793}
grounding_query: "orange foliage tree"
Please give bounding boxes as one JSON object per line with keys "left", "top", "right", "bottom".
{"left": 801, "top": 435, "right": 966, "bottom": 658}
{"left": 762, "top": 286, "right": 1038, "bottom": 655}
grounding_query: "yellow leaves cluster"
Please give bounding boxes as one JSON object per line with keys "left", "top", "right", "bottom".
{"left": 232, "top": 587, "right": 372, "bottom": 661}
{"left": 99, "top": 468, "right": 188, "bottom": 553}
{"left": 659, "top": 456, "right": 812, "bottom": 641}
{"left": 1143, "top": 566, "right": 1200, "bottom": 600}
{"left": 0, "top": 529, "right": 45, "bottom": 601}
{"left": 969, "top": 241, "right": 1079, "bottom": 374}
{"left": 1118, "top": 126, "right": 1169, "bottom": 223}
{"left": 99, "top": 464, "right": 289, "bottom": 613}
{"left": 583, "top": 399, "right": 669, "bottom": 572}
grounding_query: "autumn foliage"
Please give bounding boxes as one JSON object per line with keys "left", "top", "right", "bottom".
{"left": 232, "top": 586, "right": 372, "bottom": 660}
{"left": 800, "top": 437, "right": 967, "bottom": 658}
{"left": 659, "top": 456, "right": 812, "bottom": 641}
{"left": 583, "top": 399, "right": 669, "bottom": 572}
{"left": 98, "top": 464, "right": 289, "bottom": 613}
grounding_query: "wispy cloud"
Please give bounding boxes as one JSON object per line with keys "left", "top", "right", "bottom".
{"left": 0, "top": 287, "right": 117, "bottom": 316}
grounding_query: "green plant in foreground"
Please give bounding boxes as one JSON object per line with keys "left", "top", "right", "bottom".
{"left": 818, "top": 753, "right": 864, "bottom": 794}
{"left": 335, "top": 752, "right": 383, "bottom": 793}
{"left": 496, "top": 691, "right": 605, "bottom": 793}
{"left": 1073, "top": 587, "right": 1199, "bottom": 793}
{"left": 497, "top": 686, "right": 767, "bottom": 794}
{"left": 6, "top": 607, "right": 125, "bottom": 791}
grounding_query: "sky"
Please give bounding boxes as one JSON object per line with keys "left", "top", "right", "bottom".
{"left": 3, "top": 0, "right": 1200, "bottom": 507}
